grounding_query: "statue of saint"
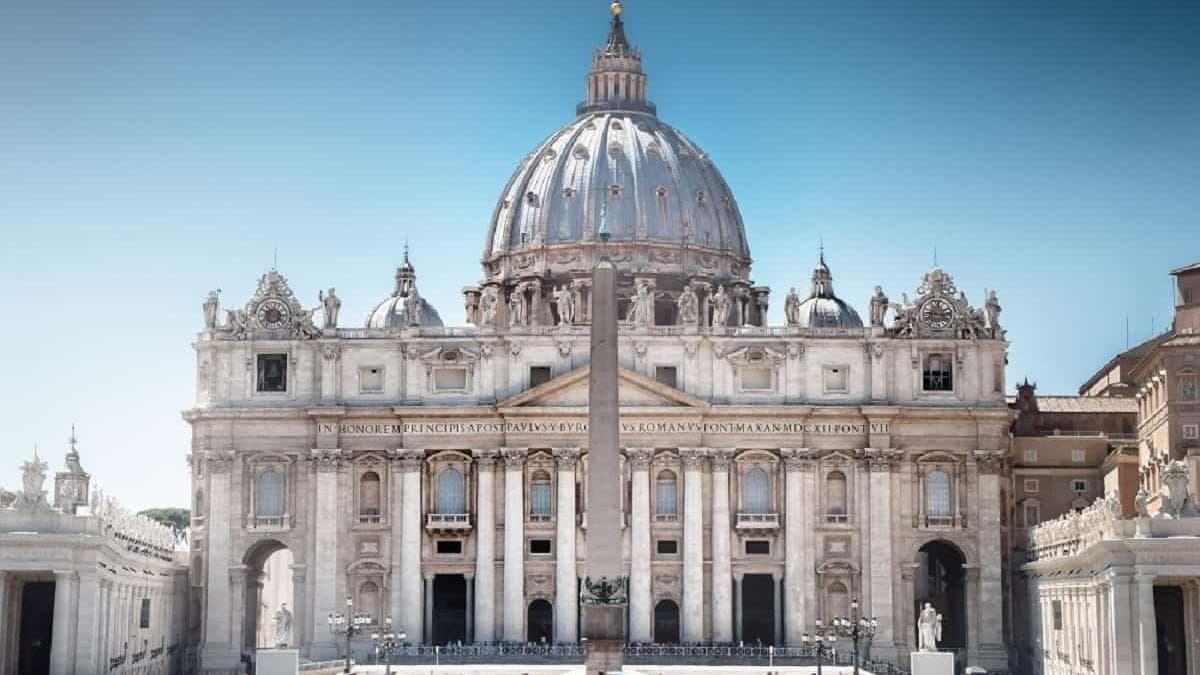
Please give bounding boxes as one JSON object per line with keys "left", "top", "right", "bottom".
{"left": 319, "top": 288, "right": 341, "bottom": 329}
{"left": 869, "top": 286, "right": 889, "bottom": 327}
{"left": 677, "top": 284, "right": 699, "bottom": 326}
{"left": 918, "top": 602, "right": 942, "bottom": 652}
{"left": 711, "top": 285, "right": 731, "bottom": 328}
{"left": 403, "top": 287, "right": 422, "bottom": 327}
{"left": 18, "top": 451, "right": 49, "bottom": 507}
{"left": 1134, "top": 487, "right": 1149, "bottom": 518}
{"left": 627, "top": 280, "right": 654, "bottom": 327}
{"left": 464, "top": 292, "right": 480, "bottom": 325}
{"left": 984, "top": 289, "right": 1002, "bottom": 337}
{"left": 480, "top": 287, "right": 498, "bottom": 327}
{"left": 202, "top": 290, "right": 221, "bottom": 330}
{"left": 272, "top": 602, "right": 293, "bottom": 648}
{"left": 784, "top": 287, "right": 801, "bottom": 326}
{"left": 508, "top": 288, "right": 526, "bottom": 327}
{"left": 554, "top": 283, "right": 575, "bottom": 326}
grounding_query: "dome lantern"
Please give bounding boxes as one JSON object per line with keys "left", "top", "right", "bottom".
{"left": 578, "top": 1, "right": 655, "bottom": 116}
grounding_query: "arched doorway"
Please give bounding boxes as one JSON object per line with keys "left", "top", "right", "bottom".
{"left": 916, "top": 540, "right": 966, "bottom": 653}
{"left": 527, "top": 599, "right": 553, "bottom": 643}
{"left": 653, "top": 600, "right": 680, "bottom": 643}
{"left": 242, "top": 540, "right": 294, "bottom": 654}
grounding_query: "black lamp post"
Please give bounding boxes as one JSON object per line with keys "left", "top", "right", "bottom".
{"left": 831, "top": 597, "right": 879, "bottom": 675}
{"left": 370, "top": 617, "right": 406, "bottom": 675}
{"left": 327, "top": 594, "right": 372, "bottom": 674}
{"left": 801, "top": 618, "right": 839, "bottom": 675}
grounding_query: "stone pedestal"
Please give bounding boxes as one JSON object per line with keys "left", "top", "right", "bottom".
{"left": 911, "top": 651, "right": 955, "bottom": 675}
{"left": 584, "top": 637, "right": 625, "bottom": 675}
{"left": 256, "top": 648, "right": 299, "bottom": 675}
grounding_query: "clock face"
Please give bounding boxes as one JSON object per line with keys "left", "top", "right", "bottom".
{"left": 255, "top": 298, "right": 291, "bottom": 329}
{"left": 920, "top": 298, "right": 955, "bottom": 330}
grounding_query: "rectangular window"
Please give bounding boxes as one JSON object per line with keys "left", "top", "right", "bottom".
{"left": 823, "top": 366, "right": 848, "bottom": 393}
{"left": 436, "top": 540, "right": 463, "bottom": 555}
{"left": 740, "top": 367, "right": 772, "bottom": 391}
{"left": 359, "top": 366, "right": 384, "bottom": 393}
{"left": 256, "top": 354, "right": 288, "bottom": 392}
{"left": 655, "top": 366, "right": 678, "bottom": 389}
{"left": 140, "top": 598, "right": 151, "bottom": 629}
{"left": 1025, "top": 504, "right": 1040, "bottom": 527}
{"left": 745, "top": 540, "right": 770, "bottom": 555}
{"left": 1023, "top": 449, "right": 1038, "bottom": 464}
{"left": 1182, "top": 376, "right": 1199, "bottom": 400}
{"left": 434, "top": 367, "right": 468, "bottom": 391}
{"left": 531, "top": 481, "right": 552, "bottom": 517}
{"left": 1072, "top": 479, "right": 1088, "bottom": 493}
{"left": 1023, "top": 479, "right": 1040, "bottom": 493}
{"left": 1184, "top": 424, "right": 1199, "bottom": 440}
{"left": 656, "top": 540, "right": 678, "bottom": 555}
{"left": 1071, "top": 449, "right": 1086, "bottom": 464}
{"left": 529, "top": 539, "right": 552, "bottom": 555}
{"left": 529, "top": 366, "right": 552, "bottom": 388}
{"left": 922, "top": 353, "right": 954, "bottom": 391}
{"left": 1052, "top": 600, "right": 1063, "bottom": 630}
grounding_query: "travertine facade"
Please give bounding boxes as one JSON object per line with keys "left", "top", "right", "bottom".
{"left": 187, "top": 4, "right": 1012, "bottom": 674}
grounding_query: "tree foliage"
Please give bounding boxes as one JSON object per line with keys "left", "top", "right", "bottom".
{"left": 138, "top": 507, "right": 191, "bottom": 535}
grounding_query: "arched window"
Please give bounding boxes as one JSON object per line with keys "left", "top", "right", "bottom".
{"left": 256, "top": 470, "right": 284, "bottom": 517}
{"left": 436, "top": 468, "right": 465, "bottom": 514}
{"left": 826, "top": 471, "right": 848, "bottom": 521}
{"left": 359, "top": 471, "right": 381, "bottom": 516}
{"left": 744, "top": 467, "right": 770, "bottom": 514}
{"left": 926, "top": 470, "right": 952, "bottom": 520}
{"left": 656, "top": 469, "right": 678, "bottom": 518}
{"left": 826, "top": 581, "right": 849, "bottom": 622}
{"left": 531, "top": 471, "right": 552, "bottom": 519}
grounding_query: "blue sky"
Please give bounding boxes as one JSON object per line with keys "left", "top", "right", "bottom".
{"left": 1, "top": 0, "right": 1197, "bottom": 509}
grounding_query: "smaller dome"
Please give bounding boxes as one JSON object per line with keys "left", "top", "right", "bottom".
{"left": 790, "top": 253, "right": 863, "bottom": 329}
{"left": 365, "top": 250, "right": 444, "bottom": 329}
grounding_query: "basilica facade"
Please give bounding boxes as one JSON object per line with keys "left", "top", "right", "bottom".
{"left": 186, "top": 4, "right": 1012, "bottom": 673}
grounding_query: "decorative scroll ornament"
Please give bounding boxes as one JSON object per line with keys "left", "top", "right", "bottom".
{"left": 890, "top": 267, "right": 996, "bottom": 340}
{"left": 581, "top": 575, "right": 628, "bottom": 606}
{"left": 552, "top": 447, "right": 582, "bottom": 469}
{"left": 206, "top": 450, "right": 235, "bottom": 474}
{"left": 472, "top": 449, "right": 500, "bottom": 469}
{"left": 625, "top": 447, "right": 654, "bottom": 469}
{"left": 310, "top": 449, "right": 345, "bottom": 472}
{"left": 973, "top": 450, "right": 1006, "bottom": 475}
{"left": 679, "top": 448, "right": 707, "bottom": 469}
{"left": 389, "top": 449, "right": 424, "bottom": 472}
{"left": 322, "top": 344, "right": 342, "bottom": 361}
{"left": 217, "top": 269, "right": 320, "bottom": 341}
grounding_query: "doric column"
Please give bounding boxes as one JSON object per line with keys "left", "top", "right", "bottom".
{"left": 395, "top": 449, "right": 425, "bottom": 643}
{"left": 49, "top": 570, "right": 78, "bottom": 674}
{"left": 309, "top": 449, "right": 343, "bottom": 657}
{"left": 553, "top": 447, "right": 581, "bottom": 643}
{"left": 709, "top": 448, "right": 735, "bottom": 643}
{"left": 627, "top": 447, "right": 654, "bottom": 643}
{"left": 780, "top": 448, "right": 808, "bottom": 645}
{"left": 201, "top": 451, "right": 236, "bottom": 669}
{"left": 680, "top": 447, "right": 707, "bottom": 642}
{"left": 501, "top": 447, "right": 527, "bottom": 642}
{"left": 472, "top": 449, "right": 499, "bottom": 642}
{"left": 75, "top": 571, "right": 100, "bottom": 673}
{"left": 865, "top": 449, "right": 896, "bottom": 649}
{"left": 1136, "top": 574, "right": 1158, "bottom": 675}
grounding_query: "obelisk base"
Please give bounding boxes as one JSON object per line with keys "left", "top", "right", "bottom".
{"left": 584, "top": 605, "right": 625, "bottom": 674}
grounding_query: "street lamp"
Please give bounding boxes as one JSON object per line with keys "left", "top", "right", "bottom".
{"left": 328, "top": 594, "right": 373, "bottom": 674}
{"left": 802, "top": 619, "right": 838, "bottom": 675}
{"left": 831, "top": 597, "right": 879, "bottom": 675}
{"left": 370, "top": 617, "right": 406, "bottom": 675}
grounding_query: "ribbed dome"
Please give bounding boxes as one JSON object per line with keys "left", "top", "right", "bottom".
{"left": 787, "top": 254, "right": 863, "bottom": 329}
{"left": 365, "top": 251, "right": 444, "bottom": 329}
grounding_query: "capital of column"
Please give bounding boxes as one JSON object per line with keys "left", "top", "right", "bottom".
{"left": 500, "top": 447, "right": 527, "bottom": 469}
{"left": 708, "top": 448, "right": 736, "bottom": 471}
{"left": 310, "top": 448, "right": 345, "bottom": 472}
{"left": 863, "top": 447, "right": 901, "bottom": 473}
{"left": 552, "top": 447, "right": 582, "bottom": 470}
{"left": 52, "top": 569, "right": 78, "bottom": 582}
{"left": 973, "top": 450, "right": 1007, "bottom": 475}
{"left": 388, "top": 448, "right": 424, "bottom": 471}
{"left": 780, "top": 447, "right": 817, "bottom": 472}
{"left": 205, "top": 450, "right": 236, "bottom": 474}
{"left": 472, "top": 449, "right": 501, "bottom": 470}
{"left": 679, "top": 447, "right": 708, "bottom": 470}
{"left": 626, "top": 447, "right": 654, "bottom": 469}
{"left": 733, "top": 571, "right": 745, "bottom": 581}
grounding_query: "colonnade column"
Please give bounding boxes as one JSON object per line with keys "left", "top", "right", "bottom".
{"left": 1108, "top": 574, "right": 1135, "bottom": 674}
{"left": 627, "top": 447, "right": 653, "bottom": 643}
{"left": 772, "top": 571, "right": 783, "bottom": 646}
{"left": 75, "top": 571, "right": 99, "bottom": 673}
{"left": 95, "top": 578, "right": 109, "bottom": 673}
{"left": 309, "top": 450, "right": 343, "bottom": 657}
{"left": 201, "top": 451, "right": 236, "bottom": 668}
{"left": 472, "top": 450, "right": 499, "bottom": 642}
{"left": 396, "top": 449, "right": 425, "bottom": 643}
{"left": 48, "top": 570, "right": 78, "bottom": 674}
{"left": 464, "top": 573, "right": 475, "bottom": 643}
{"left": 680, "top": 448, "right": 707, "bottom": 642}
{"left": 501, "top": 448, "right": 528, "bottom": 642}
{"left": 865, "top": 449, "right": 896, "bottom": 650}
{"left": 733, "top": 572, "right": 744, "bottom": 642}
{"left": 1136, "top": 574, "right": 1158, "bottom": 675}
{"left": 780, "top": 449, "right": 806, "bottom": 646}
{"left": 553, "top": 447, "right": 581, "bottom": 643}
{"left": 710, "top": 448, "right": 735, "bottom": 643}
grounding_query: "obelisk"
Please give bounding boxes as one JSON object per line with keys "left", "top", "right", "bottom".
{"left": 582, "top": 214, "right": 625, "bottom": 674}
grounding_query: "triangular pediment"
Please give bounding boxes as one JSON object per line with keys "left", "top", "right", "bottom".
{"left": 498, "top": 365, "right": 709, "bottom": 409}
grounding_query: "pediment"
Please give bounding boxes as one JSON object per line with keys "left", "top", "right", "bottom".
{"left": 498, "top": 365, "right": 709, "bottom": 410}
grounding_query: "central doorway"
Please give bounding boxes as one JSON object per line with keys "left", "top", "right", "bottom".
{"left": 654, "top": 599, "right": 680, "bottom": 643}
{"left": 916, "top": 541, "right": 966, "bottom": 653}
{"left": 741, "top": 574, "right": 776, "bottom": 645}
{"left": 18, "top": 581, "right": 54, "bottom": 675}
{"left": 432, "top": 574, "right": 467, "bottom": 645}
{"left": 527, "top": 599, "right": 553, "bottom": 643}
{"left": 1156, "top": 586, "right": 1187, "bottom": 675}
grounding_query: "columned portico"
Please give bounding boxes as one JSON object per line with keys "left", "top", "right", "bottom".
{"left": 709, "top": 448, "right": 735, "bottom": 643}
{"left": 680, "top": 448, "right": 707, "bottom": 642}
{"left": 553, "top": 447, "right": 581, "bottom": 643}
{"left": 501, "top": 447, "right": 527, "bottom": 642}
{"left": 627, "top": 447, "right": 654, "bottom": 643}
{"left": 473, "top": 449, "right": 499, "bottom": 642}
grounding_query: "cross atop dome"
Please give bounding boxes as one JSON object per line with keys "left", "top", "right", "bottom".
{"left": 578, "top": 0, "right": 656, "bottom": 116}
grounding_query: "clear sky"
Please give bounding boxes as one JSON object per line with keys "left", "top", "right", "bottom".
{"left": 1, "top": 0, "right": 1197, "bottom": 510}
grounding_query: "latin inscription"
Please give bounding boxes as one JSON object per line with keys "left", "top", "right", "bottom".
{"left": 319, "top": 420, "right": 888, "bottom": 436}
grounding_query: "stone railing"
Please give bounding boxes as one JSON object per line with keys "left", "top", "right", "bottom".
{"left": 333, "top": 324, "right": 873, "bottom": 340}
{"left": 1029, "top": 493, "right": 1124, "bottom": 561}
{"left": 736, "top": 512, "right": 781, "bottom": 529}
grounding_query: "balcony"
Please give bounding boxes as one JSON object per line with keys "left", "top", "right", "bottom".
{"left": 528, "top": 513, "right": 553, "bottom": 523}
{"left": 425, "top": 513, "right": 472, "bottom": 532}
{"left": 248, "top": 515, "right": 289, "bottom": 532}
{"left": 824, "top": 513, "right": 853, "bottom": 525}
{"left": 654, "top": 513, "right": 679, "bottom": 523}
{"left": 736, "top": 513, "right": 780, "bottom": 530}
{"left": 357, "top": 514, "right": 384, "bottom": 525}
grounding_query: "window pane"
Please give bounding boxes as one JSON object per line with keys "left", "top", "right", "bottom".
{"left": 656, "top": 472, "right": 677, "bottom": 515}
{"left": 926, "top": 470, "right": 951, "bottom": 517}
{"left": 531, "top": 481, "right": 552, "bottom": 515}
{"left": 257, "top": 354, "right": 288, "bottom": 392}
{"left": 744, "top": 468, "right": 769, "bottom": 513}
{"left": 435, "top": 368, "right": 468, "bottom": 391}
{"left": 257, "top": 470, "right": 284, "bottom": 517}
{"left": 923, "top": 354, "right": 953, "bottom": 391}
{"left": 436, "top": 468, "right": 465, "bottom": 513}
{"left": 360, "top": 472, "right": 381, "bottom": 515}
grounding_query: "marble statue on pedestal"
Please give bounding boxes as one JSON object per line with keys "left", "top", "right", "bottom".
{"left": 711, "top": 285, "right": 731, "bottom": 327}
{"left": 203, "top": 289, "right": 221, "bottom": 329}
{"left": 272, "top": 602, "right": 293, "bottom": 648}
{"left": 784, "top": 287, "right": 800, "bottom": 326}
{"left": 869, "top": 286, "right": 889, "bottom": 327}
{"left": 480, "top": 287, "right": 498, "bottom": 327}
{"left": 918, "top": 602, "right": 942, "bottom": 652}
{"left": 17, "top": 450, "right": 50, "bottom": 510}
{"left": 319, "top": 288, "right": 341, "bottom": 329}
{"left": 677, "top": 283, "right": 699, "bottom": 326}
{"left": 554, "top": 283, "right": 575, "bottom": 326}
{"left": 628, "top": 280, "right": 654, "bottom": 327}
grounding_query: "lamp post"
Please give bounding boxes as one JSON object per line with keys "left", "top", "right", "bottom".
{"left": 831, "top": 597, "right": 879, "bottom": 675}
{"left": 370, "top": 618, "right": 405, "bottom": 675}
{"left": 802, "top": 619, "right": 838, "bottom": 675}
{"left": 328, "top": 594, "right": 373, "bottom": 674}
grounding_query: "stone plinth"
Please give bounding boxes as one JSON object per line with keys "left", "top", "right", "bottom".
{"left": 583, "top": 638, "right": 624, "bottom": 675}
{"left": 911, "top": 651, "right": 955, "bottom": 675}
{"left": 256, "top": 648, "right": 299, "bottom": 675}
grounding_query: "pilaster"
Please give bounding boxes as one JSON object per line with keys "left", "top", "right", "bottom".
{"left": 709, "top": 448, "right": 735, "bottom": 643}
{"left": 309, "top": 448, "right": 344, "bottom": 657}
{"left": 473, "top": 449, "right": 499, "bottom": 642}
{"left": 553, "top": 447, "right": 581, "bottom": 642}
{"left": 864, "top": 448, "right": 897, "bottom": 652}
{"left": 501, "top": 447, "right": 527, "bottom": 641}
{"left": 394, "top": 448, "right": 424, "bottom": 643}
{"left": 201, "top": 450, "right": 238, "bottom": 670}
{"left": 627, "top": 447, "right": 654, "bottom": 643}
{"left": 680, "top": 447, "right": 707, "bottom": 641}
